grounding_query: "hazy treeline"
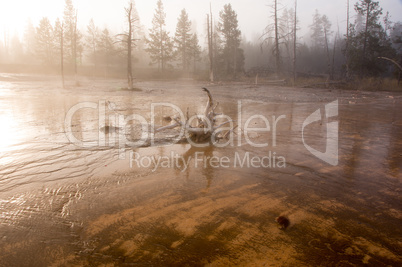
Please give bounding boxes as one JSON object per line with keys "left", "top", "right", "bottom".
{"left": 0, "top": 0, "right": 401, "bottom": 82}
{"left": 245, "top": 0, "right": 401, "bottom": 81}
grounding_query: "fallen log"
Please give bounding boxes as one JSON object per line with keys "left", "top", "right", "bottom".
{"left": 301, "top": 81, "right": 347, "bottom": 88}
{"left": 155, "top": 88, "right": 236, "bottom": 145}
{"left": 261, "top": 79, "right": 286, "bottom": 85}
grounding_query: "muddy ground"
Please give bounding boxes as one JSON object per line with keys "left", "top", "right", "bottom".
{"left": 0, "top": 74, "right": 401, "bottom": 266}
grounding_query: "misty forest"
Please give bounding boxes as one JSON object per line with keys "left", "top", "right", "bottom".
{"left": 1, "top": 0, "right": 401, "bottom": 89}
{"left": 0, "top": 0, "right": 401, "bottom": 266}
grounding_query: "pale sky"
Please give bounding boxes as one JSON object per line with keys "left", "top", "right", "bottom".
{"left": 1, "top": 0, "right": 401, "bottom": 45}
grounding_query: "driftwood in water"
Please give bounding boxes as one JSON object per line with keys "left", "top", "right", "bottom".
{"left": 301, "top": 81, "right": 347, "bottom": 88}
{"left": 155, "top": 88, "right": 236, "bottom": 144}
{"left": 261, "top": 79, "right": 286, "bottom": 85}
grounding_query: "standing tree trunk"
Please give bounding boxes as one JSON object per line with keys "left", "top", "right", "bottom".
{"left": 73, "top": 11, "right": 78, "bottom": 86}
{"left": 323, "top": 28, "right": 332, "bottom": 80}
{"left": 331, "top": 26, "right": 339, "bottom": 80}
{"left": 274, "top": 0, "right": 280, "bottom": 77}
{"left": 61, "top": 22, "right": 65, "bottom": 88}
{"left": 207, "top": 11, "right": 214, "bottom": 82}
{"left": 362, "top": 1, "right": 370, "bottom": 59}
{"left": 182, "top": 35, "right": 186, "bottom": 72}
{"left": 361, "top": 0, "right": 370, "bottom": 76}
{"left": 159, "top": 24, "right": 162, "bottom": 72}
{"left": 233, "top": 45, "right": 237, "bottom": 79}
{"left": 345, "top": 0, "right": 350, "bottom": 79}
{"left": 3, "top": 30, "right": 9, "bottom": 61}
{"left": 293, "top": 0, "right": 297, "bottom": 85}
{"left": 126, "top": 3, "right": 134, "bottom": 90}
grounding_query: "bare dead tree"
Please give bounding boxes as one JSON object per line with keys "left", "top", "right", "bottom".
{"left": 63, "top": 0, "right": 80, "bottom": 84}
{"left": 116, "top": 1, "right": 140, "bottom": 90}
{"left": 274, "top": 0, "right": 280, "bottom": 76}
{"left": 207, "top": 5, "right": 214, "bottom": 82}
{"left": 73, "top": 10, "right": 78, "bottom": 85}
{"left": 293, "top": 0, "right": 297, "bottom": 85}
{"left": 126, "top": 3, "right": 134, "bottom": 90}
{"left": 261, "top": 0, "right": 282, "bottom": 77}
{"left": 345, "top": 0, "right": 350, "bottom": 79}
{"left": 362, "top": 0, "right": 370, "bottom": 61}
{"left": 377, "top": 57, "right": 402, "bottom": 71}
{"left": 3, "top": 29, "right": 9, "bottom": 61}
{"left": 322, "top": 15, "right": 332, "bottom": 80}
{"left": 61, "top": 22, "right": 65, "bottom": 88}
{"left": 331, "top": 23, "right": 340, "bottom": 80}
{"left": 378, "top": 57, "right": 402, "bottom": 85}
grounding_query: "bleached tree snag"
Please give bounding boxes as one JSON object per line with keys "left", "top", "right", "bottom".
{"left": 73, "top": 10, "right": 78, "bottom": 86}
{"left": 155, "top": 88, "right": 236, "bottom": 145}
{"left": 115, "top": 1, "right": 140, "bottom": 90}
{"left": 274, "top": 0, "right": 280, "bottom": 76}
{"left": 61, "top": 22, "right": 65, "bottom": 88}
{"left": 207, "top": 11, "right": 214, "bottom": 82}
{"left": 293, "top": 0, "right": 297, "bottom": 85}
{"left": 126, "top": 2, "right": 134, "bottom": 90}
{"left": 345, "top": 0, "right": 350, "bottom": 79}
{"left": 378, "top": 57, "right": 402, "bottom": 71}
{"left": 378, "top": 57, "right": 402, "bottom": 85}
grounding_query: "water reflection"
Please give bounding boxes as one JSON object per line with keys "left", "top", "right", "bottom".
{"left": 386, "top": 102, "right": 402, "bottom": 177}
{"left": 0, "top": 76, "right": 401, "bottom": 265}
{"left": 181, "top": 145, "right": 215, "bottom": 191}
{"left": 0, "top": 113, "right": 19, "bottom": 151}
{"left": 0, "top": 79, "right": 15, "bottom": 95}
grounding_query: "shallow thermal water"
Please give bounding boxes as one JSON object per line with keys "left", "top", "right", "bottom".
{"left": 0, "top": 74, "right": 401, "bottom": 266}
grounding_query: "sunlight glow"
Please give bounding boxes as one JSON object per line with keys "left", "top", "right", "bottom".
{"left": 0, "top": 113, "right": 19, "bottom": 151}
{"left": 0, "top": 0, "right": 63, "bottom": 39}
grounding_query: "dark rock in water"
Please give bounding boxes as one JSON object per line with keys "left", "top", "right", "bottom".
{"left": 276, "top": 216, "right": 290, "bottom": 230}
{"left": 162, "top": 116, "right": 172, "bottom": 123}
{"left": 99, "top": 126, "right": 121, "bottom": 134}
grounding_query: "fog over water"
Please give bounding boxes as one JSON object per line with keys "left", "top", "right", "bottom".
{"left": 0, "top": 0, "right": 401, "bottom": 265}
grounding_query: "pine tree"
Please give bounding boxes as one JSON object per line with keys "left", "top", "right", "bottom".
{"left": 390, "top": 22, "right": 402, "bottom": 84}
{"left": 189, "top": 33, "right": 201, "bottom": 72}
{"left": 97, "top": 28, "right": 116, "bottom": 68}
{"left": 53, "top": 18, "right": 63, "bottom": 63}
{"left": 63, "top": 0, "right": 82, "bottom": 83}
{"left": 273, "top": 0, "right": 280, "bottom": 75}
{"left": 174, "top": 9, "right": 192, "bottom": 71}
{"left": 279, "top": 8, "right": 294, "bottom": 72}
{"left": 218, "top": 3, "right": 244, "bottom": 78}
{"left": 321, "top": 15, "right": 333, "bottom": 78}
{"left": 308, "top": 10, "right": 335, "bottom": 75}
{"left": 345, "top": 0, "right": 350, "bottom": 78}
{"left": 35, "top": 17, "right": 55, "bottom": 65}
{"left": 10, "top": 35, "right": 24, "bottom": 63}
{"left": 310, "top": 10, "right": 324, "bottom": 49}
{"left": 207, "top": 8, "right": 214, "bottom": 81}
{"left": 53, "top": 18, "right": 64, "bottom": 86}
{"left": 145, "top": 0, "right": 173, "bottom": 72}
{"left": 85, "top": 19, "right": 99, "bottom": 67}
{"left": 23, "top": 19, "right": 36, "bottom": 60}
{"left": 390, "top": 22, "right": 402, "bottom": 55}
{"left": 348, "top": 0, "right": 396, "bottom": 76}
{"left": 356, "top": 0, "right": 382, "bottom": 59}
{"left": 293, "top": 0, "right": 298, "bottom": 84}
{"left": 63, "top": 0, "right": 76, "bottom": 65}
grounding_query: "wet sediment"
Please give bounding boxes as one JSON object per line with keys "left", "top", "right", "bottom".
{"left": 0, "top": 76, "right": 401, "bottom": 265}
